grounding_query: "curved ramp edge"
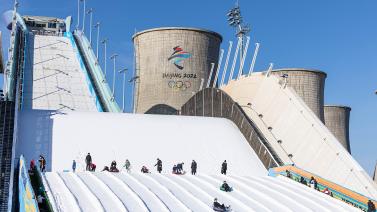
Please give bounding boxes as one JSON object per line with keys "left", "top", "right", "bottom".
{"left": 44, "top": 172, "right": 81, "bottom": 212}
{"left": 59, "top": 172, "right": 104, "bottom": 212}
{"left": 77, "top": 172, "right": 127, "bottom": 211}
{"left": 115, "top": 172, "right": 169, "bottom": 212}
{"left": 94, "top": 172, "right": 149, "bottom": 212}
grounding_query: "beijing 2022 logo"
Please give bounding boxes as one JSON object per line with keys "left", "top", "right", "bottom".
{"left": 168, "top": 46, "right": 191, "bottom": 70}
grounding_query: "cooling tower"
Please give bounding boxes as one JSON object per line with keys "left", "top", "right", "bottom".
{"left": 133, "top": 27, "right": 222, "bottom": 114}
{"left": 324, "top": 105, "right": 351, "bottom": 153}
{"left": 272, "top": 68, "right": 326, "bottom": 122}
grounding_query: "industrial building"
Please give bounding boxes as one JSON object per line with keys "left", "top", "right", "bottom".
{"left": 133, "top": 27, "right": 222, "bottom": 114}
{"left": 324, "top": 105, "right": 352, "bottom": 153}
{"left": 0, "top": 3, "right": 376, "bottom": 212}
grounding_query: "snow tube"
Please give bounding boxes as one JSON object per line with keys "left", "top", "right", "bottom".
{"left": 220, "top": 186, "right": 233, "bottom": 192}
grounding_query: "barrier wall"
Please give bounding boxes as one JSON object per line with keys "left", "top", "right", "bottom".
{"left": 181, "top": 88, "right": 283, "bottom": 169}
{"left": 18, "top": 155, "right": 38, "bottom": 212}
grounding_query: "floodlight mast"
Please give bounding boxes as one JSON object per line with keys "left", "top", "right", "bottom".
{"left": 226, "top": 1, "right": 250, "bottom": 76}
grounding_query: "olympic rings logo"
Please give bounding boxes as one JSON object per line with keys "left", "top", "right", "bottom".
{"left": 168, "top": 81, "right": 191, "bottom": 91}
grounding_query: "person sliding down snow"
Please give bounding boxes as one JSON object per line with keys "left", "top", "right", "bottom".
{"left": 220, "top": 181, "right": 232, "bottom": 192}
{"left": 213, "top": 198, "right": 231, "bottom": 212}
{"left": 102, "top": 166, "right": 110, "bottom": 172}
{"left": 141, "top": 166, "right": 150, "bottom": 173}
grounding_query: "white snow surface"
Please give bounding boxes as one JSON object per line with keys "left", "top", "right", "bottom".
{"left": 42, "top": 172, "right": 360, "bottom": 212}
{"left": 17, "top": 110, "right": 267, "bottom": 176}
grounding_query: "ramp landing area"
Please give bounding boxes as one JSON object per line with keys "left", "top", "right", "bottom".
{"left": 17, "top": 110, "right": 267, "bottom": 176}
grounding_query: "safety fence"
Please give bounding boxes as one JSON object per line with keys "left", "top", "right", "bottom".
{"left": 73, "top": 30, "right": 121, "bottom": 112}
{"left": 269, "top": 165, "right": 377, "bottom": 211}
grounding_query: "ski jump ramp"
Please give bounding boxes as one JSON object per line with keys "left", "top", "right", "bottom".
{"left": 222, "top": 72, "right": 377, "bottom": 199}
{"left": 22, "top": 34, "right": 99, "bottom": 111}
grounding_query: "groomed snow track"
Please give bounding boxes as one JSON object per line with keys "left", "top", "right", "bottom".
{"left": 43, "top": 172, "right": 360, "bottom": 212}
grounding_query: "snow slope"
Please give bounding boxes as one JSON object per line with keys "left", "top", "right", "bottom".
{"left": 17, "top": 110, "right": 267, "bottom": 176}
{"left": 43, "top": 172, "right": 360, "bottom": 212}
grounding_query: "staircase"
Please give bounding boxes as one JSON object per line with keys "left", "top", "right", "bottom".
{"left": 0, "top": 100, "right": 15, "bottom": 211}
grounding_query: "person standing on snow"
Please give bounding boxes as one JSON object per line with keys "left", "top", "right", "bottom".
{"left": 154, "top": 158, "right": 162, "bottom": 173}
{"left": 367, "top": 199, "right": 375, "bottom": 212}
{"left": 85, "top": 153, "right": 92, "bottom": 171}
{"left": 191, "top": 160, "right": 197, "bottom": 175}
{"left": 38, "top": 155, "right": 46, "bottom": 172}
{"left": 72, "top": 160, "right": 76, "bottom": 172}
{"left": 30, "top": 159, "right": 36, "bottom": 171}
{"left": 123, "top": 159, "right": 131, "bottom": 173}
{"left": 221, "top": 160, "right": 227, "bottom": 175}
{"left": 310, "top": 176, "right": 318, "bottom": 190}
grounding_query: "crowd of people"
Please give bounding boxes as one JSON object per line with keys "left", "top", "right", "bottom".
{"left": 285, "top": 170, "right": 376, "bottom": 212}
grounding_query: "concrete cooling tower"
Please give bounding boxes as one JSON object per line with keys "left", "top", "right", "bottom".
{"left": 324, "top": 105, "right": 351, "bottom": 153}
{"left": 133, "top": 27, "right": 222, "bottom": 114}
{"left": 272, "top": 68, "right": 327, "bottom": 122}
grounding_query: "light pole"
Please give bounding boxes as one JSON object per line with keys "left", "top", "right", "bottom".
{"left": 87, "top": 8, "right": 93, "bottom": 44}
{"left": 101, "top": 38, "right": 108, "bottom": 78}
{"left": 81, "top": 0, "right": 86, "bottom": 32}
{"left": 76, "top": 0, "right": 80, "bottom": 29}
{"left": 226, "top": 3, "right": 250, "bottom": 74}
{"left": 110, "top": 53, "right": 118, "bottom": 99}
{"left": 94, "top": 22, "right": 100, "bottom": 59}
{"left": 129, "top": 76, "right": 140, "bottom": 113}
{"left": 119, "top": 68, "right": 128, "bottom": 112}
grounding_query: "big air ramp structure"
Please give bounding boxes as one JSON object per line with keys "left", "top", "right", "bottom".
{"left": 222, "top": 72, "right": 377, "bottom": 199}
{"left": 133, "top": 27, "right": 222, "bottom": 114}
{"left": 271, "top": 68, "right": 326, "bottom": 122}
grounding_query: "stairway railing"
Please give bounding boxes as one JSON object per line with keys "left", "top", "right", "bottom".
{"left": 269, "top": 165, "right": 377, "bottom": 211}
{"left": 72, "top": 30, "right": 121, "bottom": 112}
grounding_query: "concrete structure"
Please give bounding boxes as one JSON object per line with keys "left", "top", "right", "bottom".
{"left": 133, "top": 27, "right": 222, "bottom": 113}
{"left": 222, "top": 72, "right": 377, "bottom": 199}
{"left": 272, "top": 68, "right": 326, "bottom": 122}
{"left": 324, "top": 105, "right": 352, "bottom": 153}
{"left": 23, "top": 15, "right": 66, "bottom": 35}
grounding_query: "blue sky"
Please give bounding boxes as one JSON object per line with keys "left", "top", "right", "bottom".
{"left": 0, "top": 0, "right": 376, "bottom": 176}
